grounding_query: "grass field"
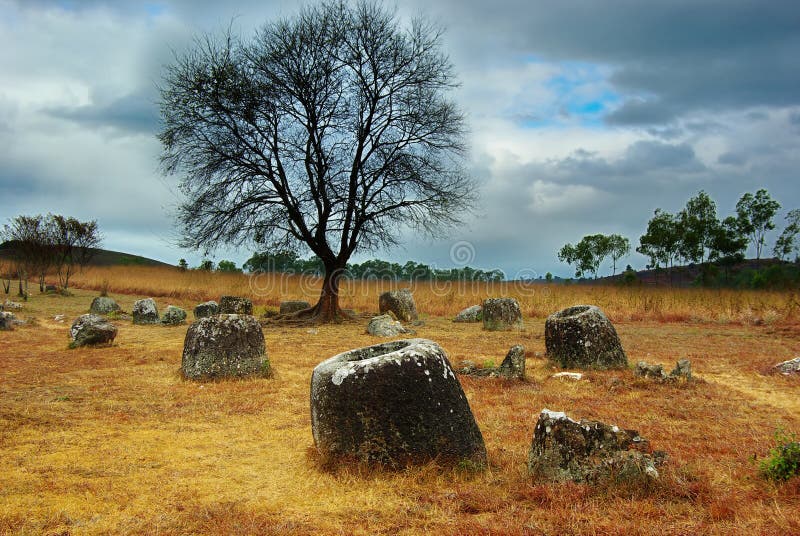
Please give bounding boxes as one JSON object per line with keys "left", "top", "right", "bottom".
{"left": 1, "top": 267, "right": 799, "bottom": 535}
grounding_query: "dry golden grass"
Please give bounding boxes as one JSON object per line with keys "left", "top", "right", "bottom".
{"left": 1, "top": 267, "right": 799, "bottom": 535}
{"left": 68, "top": 265, "right": 800, "bottom": 324}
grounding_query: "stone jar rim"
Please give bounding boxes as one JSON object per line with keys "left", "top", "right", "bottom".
{"left": 552, "top": 304, "right": 598, "bottom": 319}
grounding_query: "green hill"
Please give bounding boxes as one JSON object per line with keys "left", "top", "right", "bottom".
{"left": 0, "top": 241, "right": 172, "bottom": 268}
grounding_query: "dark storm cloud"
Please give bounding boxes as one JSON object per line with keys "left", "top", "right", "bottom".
{"left": 405, "top": 0, "right": 800, "bottom": 126}
{"left": 46, "top": 91, "right": 160, "bottom": 135}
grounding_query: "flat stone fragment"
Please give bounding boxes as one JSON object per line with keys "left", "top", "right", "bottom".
{"left": 453, "top": 305, "right": 482, "bottom": 323}
{"left": 482, "top": 298, "right": 523, "bottom": 331}
{"left": 3, "top": 300, "right": 22, "bottom": 310}
{"left": 89, "top": 296, "right": 120, "bottom": 315}
{"left": 774, "top": 357, "right": 800, "bottom": 375}
{"left": 378, "top": 289, "right": 418, "bottom": 322}
{"left": 528, "top": 409, "right": 665, "bottom": 483}
{"left": 635, "top": 359, "right": 693, "bottom": 382}
{"left": 311, "top": 338, "right": 487, "bottom": 466}
{"left": 181, "top": 314, "right": 270, "bottom": 381}
{"left": 219, "top": 295, "right": 253, "bottom": 315}
{"left": 132, "top": 298, "right": 159, "bottom": 325}
{"left": 366, "top": 314, "right": 413, "bottom": 337}
{"left": 70, "top": 314, "right": 118, "bottom": 347}
{"left": 545, "top": 305, "right": 627, "bottom": 369}
{"left": 635, "top": 361, "right": 667, "bottom": 380}
{"left": 193, "top": 301, "right": 219, "bottom": 319}
{"left": 280, "top": 300, "right": 311, "bottom": 315}
{"left": 552, "top": 372, "right": 583, "bottom": 381}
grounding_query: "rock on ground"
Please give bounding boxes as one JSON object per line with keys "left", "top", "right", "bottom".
{"left": 453, "top": 305, "right": 482, "bottom": 323}
{"left": 70, "top": 314, "right": 118, "bottom": 348}
{"left": 366, "top": 314, "right": 413, "bottom": 337}
{"left": 3, "top": 300, "right": 22, "bottom": 310}
{"left": 311, "top": 338, "right": 487, "bottom": 466}
{"left": 545, "top": 305, "right": 627, "bottom": 369}
{"left": 181, "top": 314, "right": 270, "bottom": 381}
{"left": 774, "top": 357, "right": 800, "bottom": 375}
{"left": 528, "top": 409, "right": 665, "bottom": 483}
{"left": 132, "top": 298, "right": 159, "bottom": 325}
{"left": 219, "top": 295, "right": 253, "bottom": 315}
{"left": 162, "top": 305, "right": 187, "bottom": 325}
{"left": 193, "top": 301, "right": 219, "bottom": 319}
{"left": 552, "top": 372, "right": 583, "bottom": 381}
{"left": 635, "top": 359, "right": 692, "bottom": 381}
{"left": 482, "top": 298, "right": 523, "bottom": 331}
{"left": 0, "top": 311, "right": 17, "bottom": 331}
{"left": 458, "top": 345, "right": 525, "bottom": 379}
{"left": 635, "top": 361, "right": 666, "bottom": 380}
{"left": 280, "top": 300, "right": 311, "bottom": 315}
{"left": 89, "top": 296, "right": 120, "bottom": 315}
{"left": 378, "top": 289, "right": 418, "bottom": 322}
{"left": 498, "top": 345, "right": 526, "bottom": 379}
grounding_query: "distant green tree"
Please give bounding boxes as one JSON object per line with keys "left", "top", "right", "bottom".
{"left": 558, "top": 234, "right": 609, "bottom": 279}
{"left": 774, "top": 209, "right": 800, "bottom": 261}
{"left": 217, "top": 260, "right": 241, "bottom": 273}
{"left": 678, "top": 190, "right": 719, "bottom": 264}
{"left": 545, "top": 272, "right": 553, "bottom": 282}
{"left": 736, "top": 189, "right": 781, "bottom": 259}
{"left": 637, "top": 209, "right": 681, "bottom": 284}
{"left": 606, "top": 234, "right": 631, "bottom": 276}
{"left": 178, "top": 258, "right": 188, "bottom": 271}
{"left": 710, "top": 216, "right": 748, "bottom": 283}
{"left": 244, "top": 250, "right": 301, "bottom": 272}
{"left": 198, "top": 259, "right": 214, "bottom": 271}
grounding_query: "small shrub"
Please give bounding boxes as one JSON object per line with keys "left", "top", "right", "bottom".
{"left": 99, "top": 279, "right": 110, "bottom": 297}
{"left": 759, "top": 429, "right": 800, "bottom": 482}
{"left": 455, "top": 458, "right": 485, "bottom": 474}
{"left": 621, "top": 268, "right": 638, "bottom": 286}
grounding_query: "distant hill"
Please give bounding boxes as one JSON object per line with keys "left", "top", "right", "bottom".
{"left": 0, "top": 241, "right": 172, "bottom": 268}
{"left": 595, "top": 257, "right": 796, "bottom": 287}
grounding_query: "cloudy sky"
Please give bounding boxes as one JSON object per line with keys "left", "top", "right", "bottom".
{"left": 1, "top": 0, "right": 798, "bottom": 278}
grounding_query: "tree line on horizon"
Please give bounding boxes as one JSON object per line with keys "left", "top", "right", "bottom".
{"left": 182, "top": 251, "right": 505, "bottom": 283}
{"left": 559, "top": 189, "right": 800, "bottom": 286}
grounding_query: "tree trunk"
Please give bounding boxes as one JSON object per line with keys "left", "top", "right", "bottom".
{"left": 298, "top": 264, "right": 353, "bottom": 323}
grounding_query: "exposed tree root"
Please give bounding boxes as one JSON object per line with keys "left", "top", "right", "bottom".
{"left": 262, "top": 304, "right": 361, "bottom": 326}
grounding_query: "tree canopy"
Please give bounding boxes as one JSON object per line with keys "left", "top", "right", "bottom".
{"left": 159, "top": 0, "right": 474, "bottom": 321}
{"left": 2, "top": 213, "right": 101, "bottom": 294}
{"left": 736, "top": 189, "right": 781, "bottom": 259}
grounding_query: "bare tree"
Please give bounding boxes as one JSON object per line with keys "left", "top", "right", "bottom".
{"left": 159, "top": 1, "right": 475, "bottom": 322}
{"left": 2, "top": 215, "right": 51, "bottom": 296}
{"left": 50, "top": 215, "right": 101, "bottom": 289}
{"left": 3, "top": 214, "right": 102, "bottom": 295}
